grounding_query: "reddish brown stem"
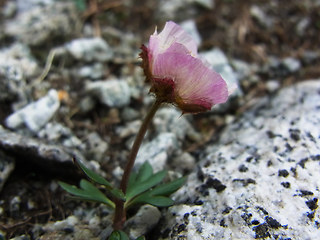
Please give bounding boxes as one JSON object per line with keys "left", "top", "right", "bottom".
{"left": 113, "top": 100, "right": 162, "bottom": 230}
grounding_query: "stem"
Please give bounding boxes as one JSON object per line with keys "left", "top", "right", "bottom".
{"left": 113, "top": 99, "right": 162, "bottom": 230}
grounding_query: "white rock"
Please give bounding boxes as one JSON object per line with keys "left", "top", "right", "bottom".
{"left": 86, "top": 79, "right": 131, "bottom": 108}
{"left": 126, "top": 205, "right": 161, "bottom": 239}
{"left": 135, "top": 133, "right": 179, "bottom": 172}
{"left": 180, "top": 20, "right": 201, "bottom": 47}
{"left": 5, "top": 89, "right": 60, "bottom": 132}
{"left": 66, "top": 38, "right": 113, "bottom": 62}
{"left": 160, "top": 80, "right": 320, "bottom": 239}
{"left": 201, "top": 48, "right": 238, "bottom": 95}
{"left": 153, "top": 107, "right": 201, "bottom": 141}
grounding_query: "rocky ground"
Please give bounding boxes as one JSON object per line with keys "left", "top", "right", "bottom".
{"left": 0, "top": 0, "right": 319, "bottom": 239}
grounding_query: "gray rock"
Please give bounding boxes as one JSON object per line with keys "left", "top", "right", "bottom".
{"left": 125, "top": 205, "right": 161, "bottom": 239}
{"left": 0, "top": 43, "right": 38, "bottom": 103}
{"left": 84, "top": 132, "right": 109, "bottom": 162}
{"left": 5, "top": 89, "right": 60, "bottom": 132}
{"left": 0, "top": 150, "right": 15, "bottom": 192}
{"left": 282, "top": 57, "right": 301, "bottom": 73}
{"left": 0, "top": 125, "right": 85, "bottom": 176}
{"left": 159, "top": 0, "right": 213, "bottom": 19}
{"left": 86, "top": 79, "right": 131, "bottom": 108}
{"left": 37, "top": 122, "right": 84, "bottom": 150}
{"left": 172, "top": 152, "right": 196, "bottom": 172}
{"left": 135, "top": 133, "right": 179, "bottom": 172}
{"left": 153, "top": 107, "right": 201, "bottom": 142}
{"left": 121, "top": 108, "right": 140, "bottom": 122}
{"left": 5, "top": 2, "right": 80, "bottom": 46}
{"left": 66, "top": 38, "right": 113, "bottom": 62}
{"left": 160, "top": 80, "right": 320, "bottom": 239}
{"left": 296, "top": 17, "right": 310, "bottom": 36}
{"left": 180, "top": 20, "right": 201, "bottom": 47}
{"left": 250, "top": 5, "right": 274, "bottom": 28}
{"left": 78, "top": 63, "right": 105, "bottom": 79}
{"left": 265, "top": 80, "right": 280, "bottom": 93}
{"left": 201, "top": 48, "right": 239, "bottom": 96}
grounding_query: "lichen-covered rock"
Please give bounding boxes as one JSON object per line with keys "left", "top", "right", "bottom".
{"left": 159, "top": 80, "right": 320, "bottom": 239}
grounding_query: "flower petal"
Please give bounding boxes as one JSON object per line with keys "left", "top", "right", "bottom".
{"left": 153, "top": 52, "right": 229, "bottom": 111}
{"left": 149, "top": 21, "right": 198, "bottom": 58}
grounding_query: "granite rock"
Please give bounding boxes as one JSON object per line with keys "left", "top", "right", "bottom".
{"left": 135, "top": 133, "right": 179, "bottom": 172}
{"left": 159, "top": 80, "right": 320, "bottom": 239}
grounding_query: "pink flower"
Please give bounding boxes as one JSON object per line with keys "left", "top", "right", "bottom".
{"left": 140, "top": 21, "right": 232, "bottom": 114}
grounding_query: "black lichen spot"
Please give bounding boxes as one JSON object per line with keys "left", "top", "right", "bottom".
{"left": 220, "top": 218, "right": 227, "bottom": 227}
{"left": 290, "top": 167, "right": 297, "bottom": 176}
{"left": 197, "top": 167, "right": 205, "bottom": 182}
{"left": 267, "top": 160, "right": 273, "bottom": 167}
{"left": 233, "top": 178, "right": 256, "bottom": 187}
{"left": 194, "top": 198, "right": 204, "bottom": 205}
{"left": 311, "top": 154, "right": 320, "bottom": 161}
{"left": 307, "top": 211, "right": 315, "bottom": 220}
{"left": 191, "top": 211, "right": 197, "bottom": 216}
{"left": 246, "top": 156, "right": 253, "bottom": 162}
{"left": 266, "top": 130, "right": 276, "bottom": 138}
{"left": 205, "top": 177, "right": 226, "bottom": 192}
{"left": 278, "top": 169, "right": 289, "bottom": 177}
{"left": 265, "top": 216, "right": 282, "bottom": 229}
{"left": 238, "top": 164, "right": 248, "bottom": 172}
{"left": 306, "top": 131, "right": 316, "bottom": 143}
{"left": 183, "top": 213, "right": 190, "bottom": 224}
{"left": 251, "top": 220, "right": 260, "bottom": 225}
{"left": 298, "top": 158, "right": 308, "bottom": 168}
{"left": 241, "top": 213, "right": 253, "bottom": 225}
{"left": 299, "top": 190, "right": 314, "bottom": 196}
{"left": 253, "top": 223, "right": 270, "bottom": 239}
{"left": 256, "top": 206, "right": 269, "bottom": 215}
{"left": 285, "top": 143, "right": 293, "bottom": 152}
{"left": 281, "top": 182, "right": 291, "bottom": 188}
{"left": 306, "top": 198, "right": 318, "bottom": 211}
{"left": 289, "top": 129, "right": 300, "bottom": 141}
{"left": 222, "top": 206, "right": 232, "bottom": 214}
{"left": 177, "top": 224, "right": 186, "bottom": 233}
{"left": 197, "top": 185, "right": 209, "bottom": 196}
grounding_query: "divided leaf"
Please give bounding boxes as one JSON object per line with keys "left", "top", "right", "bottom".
{"left": 59, "top": 180, "right": 115, "bottom": 209}
{"left": 126, "top": 170, "right": 167, "bottom": 200}
{"left": 75, "top": 158, "right": 112, "bottom": 188}
{"left": 136, "top": 161, "right": 153, "bottom": 182}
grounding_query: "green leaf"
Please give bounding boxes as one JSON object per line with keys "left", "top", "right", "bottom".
{"left": 59, "top": 180, "right": 115, "bottom": 209}
{"left": 75, "top": 158, "right": 112, "bottom": 188}
{"left": 126, "top": 170, "right": 167, "bottom": 200}
{"left": 129, "top": 194, "right": 174, "bottom": 208}
{"left": 125, "top": 176, "right": 187, "bottom": 209}
{"left": 108, "top": 230, "right": 129, "bottom": 240}
{"left": 127, "top": 171, "right": 138, "bottom": 193}
{"left": 136, "top": 162, "right": 153, "bottom": 182}
{"left": 110, "top": 188, "right": 126, "bottom": 202}
{"left": 148, "top": 176, "right": 187, "bottom": 196}
{"left": 135, "top": 236, "right": 146, "bottom": 240}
